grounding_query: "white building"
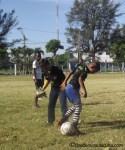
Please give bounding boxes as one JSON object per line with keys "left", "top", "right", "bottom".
{"left": 95, "top": 52, "right": 113, "bottom": 63}
{"left": 72, "top": 51, "right": 113, "bottom": 63}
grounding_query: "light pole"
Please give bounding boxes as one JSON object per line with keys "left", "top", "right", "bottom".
{"left": 17, "top": 27, "right": 28, "bottom": 74}
{"left": 77, "top": 30, "right": 82, "bottom": 63}
{"left": 56, "top": 0, "right": 59, "bottom": 40}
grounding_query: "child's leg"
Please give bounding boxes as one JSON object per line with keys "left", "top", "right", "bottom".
{"left": 34, "top": 79, "right": 40, "bottom": 107}
{"left": 34, "top": 79, "right": 44, "bottom": 108}
{"left": 65, "top": 106, "right": 75, "bottom": 117}
{"left": 72, "top": 104, "right": 82, "bottom": 127}
{"left": 34, "top": 89, "right": 40, "bottom": 107}
{"left": 58, "top": 105, "right": 75, "bottom": 126}
{"left": 35, "top": 94, "right": 39, "bottom": 107}
{"left": 71, "top": 103, "right": 82, "bottom": 135}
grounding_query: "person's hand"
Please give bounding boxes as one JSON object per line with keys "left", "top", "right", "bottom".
{"left": 40, "top": 91, "right": 47, "bottom": 97}
{"left": 41, "top": 88, "right": 45, "bottom": 92}
{"left": 83, "top": 92, "right": 87, "bottom": 98}
{"left": 80, "top": 89, "right": 87, "bottom": 98}
{"left": 33, "top": 76, "right": 37, "bottom": 83}
{"left": 60, "top": 82, "right": 66, "bottom": 91}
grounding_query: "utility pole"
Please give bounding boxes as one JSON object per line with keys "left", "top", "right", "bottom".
{"left": 17, "top": 27, "right": 28, "bottom": 75}
{"left": 56, "top": 0, "right": 59, "bottom": 40}
{"left": 77, "top": 30, "right": 81, "bottom": 63}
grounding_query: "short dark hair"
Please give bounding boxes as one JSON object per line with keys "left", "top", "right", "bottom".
{"left": 34, "top": 51, "right": 41, "bottom": 57}
{"left": 41, "top": 58, "right": 50, "bottom": 66}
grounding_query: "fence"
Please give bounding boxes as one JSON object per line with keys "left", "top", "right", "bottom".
{"left": 100, "top": 62, "right": 125, "bottom": 72}
{"left": 0, "top": 63, "right": 32, "bottom": 75}
{"left": 0, "top": 62, "right": 125, "bottom": 75}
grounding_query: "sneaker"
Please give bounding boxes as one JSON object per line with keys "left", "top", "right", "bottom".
{"left": 74, "top": 128, "right": 82, "bottom": 135}
{"left": 57, "top": 117, "right": 67, "bottom": 127}
{"left": 46, "top": 121, "right": 54, "bottom": 126}
{"left": 78, "top": 119, "right": 81, "bottom": 124}
{"left": 34, "top": 104, "right": 40, "bottom": 108}
{"left": 37, "top": 91, "right": 47, "bottom": 98}
{"left": 71, "top": 123, "right": 82, "bottom": 135}
{"left": 38, "top": 97, "right": 42, "bottom": 100}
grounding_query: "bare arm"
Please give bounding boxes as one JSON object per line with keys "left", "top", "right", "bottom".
{"left": 33, "top": 68, "right": 37, "bottom": 82}
{"left": 63, "top": 63, "right": 78, "bottom": 85}
{"left": 32, "top": 61, "right": 37, "bottom": 81}
{"left": 60, "top": 71, "right": 73, "bottom": 91}
{"left": 64, "top": 71, "right": 73, "bottom": 85}
{"left": 78, "top": 75, "right": 87, "bottom": 98}
{"left": 42, "top": 80, "right": 50, "bottom": 91}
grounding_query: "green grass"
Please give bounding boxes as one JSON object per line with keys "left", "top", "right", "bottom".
{"left": 0, "top": 73, "right": 125, "bottom": 150}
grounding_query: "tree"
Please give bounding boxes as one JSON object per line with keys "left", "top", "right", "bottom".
{"left": 110, "top": 25, "right": 125, "bottom": 62}
{"left": 66, "top": 0, "right": 122, "bottom": 60}
{"left": 0, "top": 9, "right": 18, "bottom": 67}
{"left": 10, "top": 47, "right": 34, "bottom": 74}
{"left": 0, "top": 9, "right": 18, "bottom": 48}
{"left": 35, "top": 47, "right": 44, "bottom": 55}
{"left": 0, "top": 47, "right": 10, "bottom": 68}
{"left": 45, "top": 39, "right": 63, "bottom": 57}
{"left": 56, "top": 52, "right": 69, "bottom": 69}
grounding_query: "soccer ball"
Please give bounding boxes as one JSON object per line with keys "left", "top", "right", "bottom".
{"left": 60, "top": 122, "right": 75, "bottom": 135}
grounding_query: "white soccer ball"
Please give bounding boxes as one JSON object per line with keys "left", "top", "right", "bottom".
{"left": 60, "top": 122, "right": 75, "bottom": 135}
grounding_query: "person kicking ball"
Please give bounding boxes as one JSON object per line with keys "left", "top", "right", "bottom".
{"left": 58, "top": 61, "right": 100, "bottom": 135}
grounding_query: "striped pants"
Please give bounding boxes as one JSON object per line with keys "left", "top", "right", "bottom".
{"left": 65, "top": 103, "right": 82, "bottom": 126}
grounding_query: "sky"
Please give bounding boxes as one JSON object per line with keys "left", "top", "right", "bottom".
{"left": 1, "top": 0, "right": 125, "bottom": 53}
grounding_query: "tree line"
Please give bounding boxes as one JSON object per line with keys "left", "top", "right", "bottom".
{"left": 0, "top": 0, "right": 125, "bottom": 74}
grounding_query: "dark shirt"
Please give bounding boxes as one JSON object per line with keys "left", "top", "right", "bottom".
{"left": 69, "top": 58, "right": 78, "bottom": 71}
{"left": 45, "top": 66, "right": 65, "bottom": 88}
{"left": 69, "top": 63, "right": 88, "bottom": 89}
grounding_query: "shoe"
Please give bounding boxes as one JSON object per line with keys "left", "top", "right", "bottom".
{"left": 34, "top": 104, "right": 40, "bottom": 108}
{"left": 38, "top": 97, "right": 42, "bottom": 100}
{"left": 73, "top": 126, "right": 83, "bottom": 135}
{"left": 36, "top": 92, "right": 47, "bottom": 100}
{"left": 46, "top": 121, "right": 53, "bottom": 126}
{"left": 78, "top": 119, "right": 81, "bottom": 124}
{"left": 57, "top": 117, "right": 67, "bottom": 127}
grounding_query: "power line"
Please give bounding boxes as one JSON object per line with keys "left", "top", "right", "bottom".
{"left": 19, "top": 41, "right": 70, "bottom": 45}
{"left": 15, "top": 26, "right": 64, "bottom": 35}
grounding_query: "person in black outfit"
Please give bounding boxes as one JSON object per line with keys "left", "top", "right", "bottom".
{"left": 41, "top": 59, "right": 67, "bottom": 125}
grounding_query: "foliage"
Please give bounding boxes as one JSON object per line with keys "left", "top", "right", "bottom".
{"left": 45, "top": 39, "right": 61, "bottom": 56}
{"left": 0, "top": 8, "right": 18, "bottom": 67}
{"left": 66, "top": 0, "right": 122, "bottom": 58}
{"left": 0, "top": 9, "right": 18, "bottom": 48}
{"left": 0, "top": 48, "right": 7, "bottom": 58}
{"left": 110, "top": 25, "right": 125, "bottom": 62}
{"left": 0, "top": 48, "right": 10, "bottom": 69}
{"left": 56, "top": 52, "right": 69, "bottom": 69}
{"left": 35, "top": 47, "right": 44, "bottom": 55}
{"left": 10, "top": 47, "right": 34, "bottom": 74}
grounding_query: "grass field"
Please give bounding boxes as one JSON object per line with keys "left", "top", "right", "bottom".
{"left": 0, "top": 73, "right": 125, "bottom": 150}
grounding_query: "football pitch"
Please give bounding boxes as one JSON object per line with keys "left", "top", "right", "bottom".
{"left": 0, "top": 73, "right": 125, "bottom": 150}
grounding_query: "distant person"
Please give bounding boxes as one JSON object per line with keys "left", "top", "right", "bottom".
{"left": 32, "top": 51, "right": 44, "bottom": 108}
{"left": 41, "top": 59, "right": 67, "bottom": 125}
{"left": 58, "top": 61, "right": 100, "bottom": 135}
